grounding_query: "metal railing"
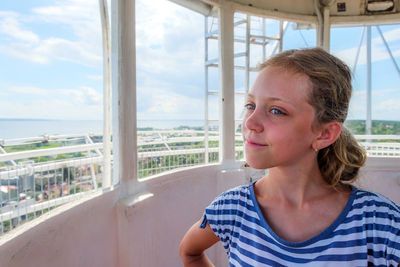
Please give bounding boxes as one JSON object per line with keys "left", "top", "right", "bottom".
{"left": 355, "top": 135, "right": 400, "bottom": 157}
{"left": 136, "top": 130, "right": 244, "bottom": 177}
{"left": 0, "top": 134, "right": 104, "bottom": 235}
{"left": 0, "top": 132, "right": 399, "bottom": 236}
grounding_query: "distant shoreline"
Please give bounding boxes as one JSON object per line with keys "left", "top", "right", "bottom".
{"left": 1, "top": 118, "right": 399, "bottom": 122}
{"left": 1, "top": 119, "right": 399, "bottom": 140}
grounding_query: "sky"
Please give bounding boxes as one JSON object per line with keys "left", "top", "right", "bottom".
{"left": 0, "top": 0, "right": 399, "bottom": 122}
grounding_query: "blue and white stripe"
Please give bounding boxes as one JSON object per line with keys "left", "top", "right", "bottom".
{"left": 200, "top": 183, "right": 400, "bottom": 266}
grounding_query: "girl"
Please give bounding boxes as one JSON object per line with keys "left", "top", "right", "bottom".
{"left": 179, "top": 48, "right": 400, "bottom": 266}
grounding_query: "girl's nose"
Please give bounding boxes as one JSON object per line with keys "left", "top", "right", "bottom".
{"left": 244, "top": 110, "right": 263, "bottom": 133}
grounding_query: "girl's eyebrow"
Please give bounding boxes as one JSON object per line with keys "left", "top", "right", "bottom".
{"left": 247, "top": 93, "right": 286, "bottom": 103}
{"left": 246, "top": 93, "right": 295, "bottom": 108}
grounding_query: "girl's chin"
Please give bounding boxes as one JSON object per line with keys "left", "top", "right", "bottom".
{"left": 245, "top": 159, "right": 271, "bottom": 170}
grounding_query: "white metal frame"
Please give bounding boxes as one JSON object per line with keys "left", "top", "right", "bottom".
{"left": 204, "top": 8, "right": 287, "bottom": 164}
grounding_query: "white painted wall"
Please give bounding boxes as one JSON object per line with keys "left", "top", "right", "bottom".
{"left": 355, "top": 157, "right": 400, "bottom": 205}
{"left": 116, "top": 164, "right": 248, "bottom": 267}
{"left": 0, "top": 190, "right": 120, "bottom": 267}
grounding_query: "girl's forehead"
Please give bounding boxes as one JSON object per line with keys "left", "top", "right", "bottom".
{"left": 250, "top": 66, "right": 312, "bottom": 102}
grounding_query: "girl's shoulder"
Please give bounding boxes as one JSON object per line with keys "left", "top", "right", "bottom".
{"left": 352, "top": 186, "right": 400, "bottom": 213}
{"left": 210, "top": 183, "right": 253, "bottom": 205}
{"left": 350, "top": 186, "right": 400, "bottom": 221}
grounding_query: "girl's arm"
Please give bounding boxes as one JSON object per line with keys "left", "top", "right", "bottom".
{"left": 179, "top": 218, "right": 220, "bottom": 267}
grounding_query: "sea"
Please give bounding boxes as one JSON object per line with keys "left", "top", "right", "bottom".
{"left": 0, "top": 119, "right": 204, "bottom": 139}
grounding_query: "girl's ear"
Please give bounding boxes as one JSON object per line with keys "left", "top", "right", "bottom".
{"left": 313, "top": 122, "right": 342, "bottom": 151}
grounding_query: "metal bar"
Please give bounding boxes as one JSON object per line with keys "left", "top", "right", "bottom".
{"left": 248, "top": 34, "right": 280, "bottom": 41}
{"left": 207, "top": 35, "right": 271, "bottom": 45}
{"left": 99, "top": 0, "right": 112, "bottom": 188}
{"left": 158, "top": 132, "right": 172, "bottom": 151}
{"left": 85, "top": 135, "right": 102, "bottom": 156}
{"left": 354, "top": 135, "right": 400, "bottom": 140}
{"left": 0, "top": 146, "right": 17, "bottom": 167}
{"left": 0, "top": 144, "right": 103, "bottom": 162}
{"left": 376, "top": 26, "right": 400, "bottom": 77}
{"left": 207, "top": 52, "right": 247, "bottom": 66}
{"left": 115, "top": 0, "right": 139, "bottom": 192}
{"left": 3, "top": 134, "right": 100, "bottom": 146}
{"left": 353, "top": 26, "right": 366, "bottom": 74}
{"left": 0, "top": 190, "right": 99, "bottom": 222}
{"left": 262, "top": 18, "right": 266, "bottom": 61}
{"left": 366, "top": 26, "right": 372, "bottom": 136}
{"left": 207, "top": 91, "right": 218, "bottom": 96}
{"left": 218, "top": 3, "right": 235, "bottom": 165}
{"left": 0, "top": 157, "right": 103, "bottom": 179}
{"left": 205, "top": 19, "right": 248, "bottom": 38}
{"left": 204, "top": 16, "right": 209, "bottom": 164}
{"left": 271, "top": 21, "right": 288, "bottom": 56}
{"left": 298, "top": 30, "right": 309, "bottom": 47}
{"left": 314, "top": 0, "right": 323, "bottom": 47}
{"left": 322, "top": 6, "right": 330, "bottom": 51}
{"left": 206, "top": 63, "right": 257, "bottom": 71}
{"left": 279, "top": 20, "right": 283, "bottom": 52}
{"left": 245, "top": 15, "right": 250, "bottom": 94}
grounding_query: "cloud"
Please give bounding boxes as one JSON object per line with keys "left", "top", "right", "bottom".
{"left": 6, "top": 84, "right": 102, "bottom": 106}
{"left": 88, "top": 75, "right": 102, "bottom": 80}
{"left": 0, "top": 97, "right": 102, "bottom": 120}
{"left": 59, "top": 87, "right": 102, "bottom": 105}
{"left": 33, "top": 37, "right": 101, "bottom": 65}
{"left": 0, "top": 84, "right": 103, "bottom": 120}
{"left": 137, "top": 87, "right": 204, "bottom": 120}
{"left": 375, "top": 98, "right": 400, "bottom": 110}
{"left": 136, "top": 0, "right": 204, "bottom": 79}
{"left": 333, "top": 27, "right": 400, "bottom": 68}
{"left": 9, "top": 86, "right": 48, "bottom": 95}
{"left": 0, "top": 11, "right": 39, "bottom": 43}
{"left": 0, "top": 1, "right": 102, "bottom": 66}
{"left": 348, "top": 88, "right": 400, "bottom": 120}
{"left": 32, "top": 0, "right": 101, "bottom": 46}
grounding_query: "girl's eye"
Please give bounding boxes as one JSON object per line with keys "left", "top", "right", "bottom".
{"left": 245, "top": 103, "right": 255, "bottom": 110}
{"left": 271, "top": 108, "right": 285, "bottom": 115}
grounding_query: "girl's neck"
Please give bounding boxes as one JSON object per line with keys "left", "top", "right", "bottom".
{"left": 256, "top": 164, "right": 336, "bottom": 208}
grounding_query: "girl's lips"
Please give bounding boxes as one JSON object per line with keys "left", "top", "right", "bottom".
{"left": 245, "top": 140, "right": 268, "bottom": 147}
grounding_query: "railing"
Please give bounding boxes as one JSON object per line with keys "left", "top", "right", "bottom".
{"left": 0, "top": 132, "right": 399, "bottom": 236}
{"left": 137, "top": 130, "right": 243, "bottom": 177}
{"left": 0, "top": 134, "right": 104, "bottom": 235}
{"left": 355, "top": 135, "right": 400, "bottom": 157}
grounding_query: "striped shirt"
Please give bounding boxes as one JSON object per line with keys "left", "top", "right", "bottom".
{"left": 200, "top": 182, "right": 400, "bottom": 266}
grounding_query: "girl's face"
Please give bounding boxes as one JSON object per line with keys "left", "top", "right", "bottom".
{"left": 242, "top": 66, "right": 319, "bottom": 169}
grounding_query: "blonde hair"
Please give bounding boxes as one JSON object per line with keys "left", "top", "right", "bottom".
{"left": 259, "top": 48, "right": 366, "bottom": 188}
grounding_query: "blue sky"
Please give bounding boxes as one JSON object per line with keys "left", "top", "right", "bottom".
{"left": 0, "top": 0, "right": 399, "bottom": 122}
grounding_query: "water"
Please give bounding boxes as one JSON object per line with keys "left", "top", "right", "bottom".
{"left": 0, "top": 119, "right": 205, "bottom": 139}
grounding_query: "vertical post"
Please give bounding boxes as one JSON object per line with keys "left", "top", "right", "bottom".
{"left": 314, "top": 0, "right": 323, "bottom": 47}
{"left": 366, "top": 26, "right": 372, "bottom": 135}
{"left": 279, "top": 20, "right": 283, "bottom": 52}
{"left": 262, "top": 18, "right": 266, "bottom": 60}
{"left": 218, "top": 3, "right": 235, "bottom": 166}
{"left": 99, "top": 0, "right": 111, "bottom": 188}
{"left": 322, "top": 6, "right": 330, "bottom": 51}
{"left": 353, "top": 27, "right": 365, "bottom": 74}
{"left": 204, "top": 16, "right": 209, "bottom": 164}
{"left": 111, "top": 0, "right": 139, "bottom": 195}
{"left": 245, "top": 15, "right": 250, "bottom": 93}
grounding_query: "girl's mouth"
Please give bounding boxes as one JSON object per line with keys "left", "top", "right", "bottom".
{"left": 245, "top": 140, "right": 268, "bottom": 147}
